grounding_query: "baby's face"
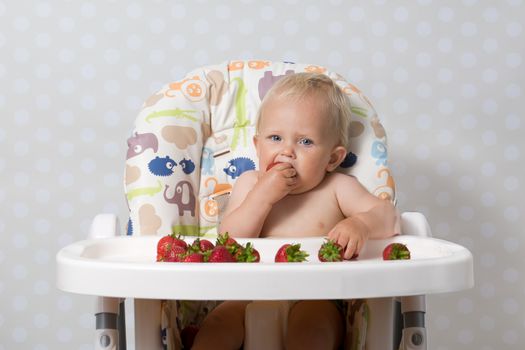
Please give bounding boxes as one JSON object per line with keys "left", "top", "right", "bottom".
{"left": 254, "top": 95, "right": 343, "bottom": 194}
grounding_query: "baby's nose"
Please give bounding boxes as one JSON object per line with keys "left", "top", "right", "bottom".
{"left": 280, "top": 144, "right": 296, "bottom": 158}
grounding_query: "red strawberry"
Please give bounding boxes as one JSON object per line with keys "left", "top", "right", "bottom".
{"left": 318, "top": 239, "right": 344, "bottom": 262}
{"left": 275, "top": 243, "right": 309, "bottom": 263}
{"left": 183, "top": 252, "right": 205, "bottom": 263}
{"left": 189, "top": 238, "right": 214, "bottom": 253}
{"left": 382, "top": 243, "right": 411, "bottom": 260}
{"left": 234, "top": 242, "right": 260, "bottom": 263}
{"left": 216, "top": 232, "right": 241, "bottom": 255}
{"left": 171, "top": 235, "right": 188, "bottom": 250}
{"left": 266, "top": 161, "right": 283, "bottom": 171}
{"left": 164, "top": 245, "right": 187, "bottom": 262}
{"left": 208, "top": 245, "right": 235, "bottom": 263}
{"left": 157, "top": 234, "right": 174, "bottom": 256}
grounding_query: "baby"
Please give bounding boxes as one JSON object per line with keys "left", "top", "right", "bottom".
{"left": 192, "top": 73, "right": 400, "bottom": 350}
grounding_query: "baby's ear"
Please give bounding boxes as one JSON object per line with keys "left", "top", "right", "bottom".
{"left": 326, "top": 146, "right": 347, "bottom": 172}
{"left": 253, "top": 135, "right": 260, "bottom": 156}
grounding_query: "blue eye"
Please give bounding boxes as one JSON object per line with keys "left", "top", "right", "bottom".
{"left": 299, "top": 138, "right": 313, "bottom": 146}
{"left": 269, "top": 135, "right": 281, "bottom": 142}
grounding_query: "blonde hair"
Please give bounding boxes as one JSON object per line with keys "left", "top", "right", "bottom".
{"left": 256, "top": 72, "right": 352, "bottom": 149}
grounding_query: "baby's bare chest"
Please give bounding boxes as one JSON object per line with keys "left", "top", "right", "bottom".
{"left": 260, "top": 189, "right": 344, "bottom": 238}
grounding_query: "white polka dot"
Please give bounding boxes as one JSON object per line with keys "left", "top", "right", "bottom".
{"left": 35, "top": 2, "right": 52, "bottom": 17}
{"left": 34, "top": 314, "right": 49, "bottom": 329}
{"left": 438, "top": 7, "right": 454, "bottom": 22}
{"left": 328, "top": 21, "right": 343, "bottom": 35}
{"left": 435, "top": 192, "right": 450, "bottom": 206}
{"left": 506, "top": 22, "right": 522, "bottom": 37}
{"left": 437, "top": 68, "right": 452, "bottom": 83}
{"left": 81, "top": 96, "right": 97, "bottom": 110}
{"left": 476, "top": 257, "right": 494, "bottom": 276}
{"left": 436, "top": 129, "right": 454, "bottom": 145}
{"left": 13, "top": 296, "right": 28, "bottom": 311}
{"left": 304, "top": 5, "right": 320, "bottom": 21}
{"left": 416, "top": 52, "right": 432, "bottom": 67}
{"left": 414, "top": 144, "right": 430, "bottom": 160}
{"left": 35, "top": 189, "right": 50, "bottom": 203}
{"left": 81, "top": 64, "right": 96, "bottom": 80}
{"left": 170, "top": 34, "right": 186, "bottom": 50}
{"left": 393, "top": 7, "right": 409, "bottom": 22}
{"left": 503, "top": 330, "right": 518, "bottom": 345}
{"left": 59, "top": 172, "right": 75, "bottom": 188}
{"left": 13, "top": 16, "right": 31, "bottom": 31}
{"left": 480, "top": 222, "right": 496, "bottom": 238}
{"left": 457, "top": 298, "right": 473, "bottom": 314}
{"left": 260, "top": 5, "right": 275, "bottom": 20}
{"left": 215, "top": 35, "right": 231, "bottom": 51}
{"left": 215, "top": 4, "right": 231, "bottom": 19}
{"left": 460, "top": 145, "right": 476, "bottom": 160}
{"left": 503, "top": 236, "right": 519, "bottom": 252}
{"left": 506, "top": 52, "right": 521, "bottom": 68}
{"left": 56, "top": 327, "right": 73, "bottom": 343}
{"left": 149, "top": 18, "right": 165, "bottom": 34}
{"left": 58, "top": 202, "right": 74, "bottom": 218}
{"left": 393, "top": 37, "right": 408, "bottom": 52}
{"left": 458, "top": 329, "right": 474, "bottom": 344}
{"left": 504, "top": 145, "right": 520, "bottom": 161}
{"left": 393, "top": 68, "right": 408, "bottom": 83}
{"left": 482, "top": 99, "right": 498, "bottom": 114}
{"left": 481, "top": 192, "right": 496, "bottom": 207}
{"left": 503, "top": 268, "right": 519, "bottom": 283}
{"left": 371, "top": 21, "right": 387, "bottom": 36}
{"left": 461, "top": 114, "right": 477, "bottom": 129}
{"left": 416, "top": 21, "right": 432, "bottom": 37}
{"left": 34, "top": 280, "right": 50, "bottom": 295}
{"left": 80, "top": 34, "right": 96, "bottom": 49}
{"left": 58, "top": 17, "right": 75, "bottom": 32}
{"left": 80, "top": 188, "right": 96, "bottom": 203}
{"left": 416, "top": 114, "right": 432, "bottom": 130}
{"left": 392, "top": 98, "right": 408, "bottom": 114}
{"left": 434, "top": 315, "right": 450, "bottom": 330}
{"left": 13, "top": 264, "right": 28, "bottom": 279}
{"left": 127, "top": 34, "right": 142, "bottom": 50}
{"left": 504, "top": 176, "right": 519, "bottom": 191}
{"left": 371, "top": 82, "right": 387, "bottom": 99}
{"left": 34, "top": 249, "right": 50, "bottom": 265}
{"left": 482, "top": 7, "right": 499, "bottom": 22}
{"left": 81, "top": 2, "right": 96, "bottom": 18}
{"left": 13, "top": 202, "right": 29, "bottom": 218}
{"left": 58, "top": 48, "right": 75, "bottom": 63}
{"left": 481, "top": 162, "right": 496, "bottom": 177}
{"left": 348, "top": 37, "right": 364, "bottom": 52}
{"left": 390, "top": 129, "right": 407, "bottom": 145}
{"left": 238, "top": 19, "right": 254, "bottom": 35}
{"left": 482, "top": 68, "right": 498, "bottom": 83}
{"left": 480, "top": 283, "right": 495, "bottom": 298}
{"left": 416, "top": 83, "right": 432, "bottom": 98}
{"left": 479, "top": 315, "right": 495, "bottom": 330}
{"left": 104, "top": 173, "right": 120, "bottom": 187}
{"left": 436, "top": 162, "right": 452, "bottom": 176}
{"left": 460, "top": 52, "right": 477, "bottom": 68}
{"left": 458, "top": 206, "right": 475, "bottom": 221}
{"left": 458, "top": 176, "right": 475, "bottom": 191}
{"left": 483, "top": 38, "right": 499, "bottom": 53}
{"left": 506, "top": 83, "right": 521, "bottom": 98}
{"left": 171, "top": 3, "right": 186, "bottom": 19}
{"left": 193, "top": 19, "right": 209, "bottom": 35}
{"left": 104, "top": 18, "right": 120, "bottom": 33}
{"left": 327, "top": 51, "right": 343, "bottom": 67}
{"left": 372, "top": 52, "right": 386, "bottom": 67}
{"left": 461, "top": 83, "right": 477, "bottom": 98}
{"left": 193, "top": 49, "right": 209, "bottom": 66}
{"left": 283, "top": 20, "right": 299, "bottom": 36}
{"left": 12, "top": 233, "right": 28, "bottom": 248}
{"left": 34, "top": 219, "right": 51, "bottom": 235}
{"left": 414, "top": 175, "right": 430, "bottom": 191}
{"left": 502, "top": 298, "right": 518, "bottom": 314}
{"left": 348, "top": 6, "right": 365, "bottom": 21}
{"left": 481, "top": 131, "right": 497, "bottom": 146}
{"left": 126, "top": 3, "right": 142, "bottom": 19}
{"left": 504, "top": 206, "right": 519, "bottom": 222}
{"left": 461, "top": 22, "right": 477, "bottom": 36}
{"left": 12, "top": 327, "right": 28, "bottom": 343}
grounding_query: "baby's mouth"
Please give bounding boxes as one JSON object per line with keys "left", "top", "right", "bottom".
{"left": 266, "top": 161, "right": 282, "bottom": 171}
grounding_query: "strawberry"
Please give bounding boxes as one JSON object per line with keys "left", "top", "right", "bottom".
{"left": 216, "top": 232, "right": 241, "bottom": 255}
{"left": 275, "top": 243, "right": 309, "bottom": 263}
{"left": 189, "top": 238, "right": 214, "bottom": 253}
{"left": 157, "top": 234, "right": 174, "bottom": 256}
{"left": 318, "top": 239, "right": 344, "bottom": 262}
{"left": 266, "top": 161, "right": 283, "bottom": 171}
{"left": 183, "top": 252, "right": 205, "bottom": 263}
{"left": 164, "top": 245, "right": 187, "bottom": 262}
{"left": 382, "top": 243, "right": 411, "bottom": 260}
{"left": 180, "top": 324, "right": 199, "bottom": 349}
{"left": 234, "top": 242, "right": 260, "bottom": 263}
{"left": 157, "top": 234, "right": 187, "bottom": 258}
{"left": 208, "top": 245, "right": 235, "bottom": 263}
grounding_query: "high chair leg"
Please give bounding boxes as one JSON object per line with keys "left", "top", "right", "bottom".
{"left": 95, "top": 297, "right": 120, "bottom": 350}
{"left": 398, "top": 296, "right": 427, "bottom": 350}
{"left": 363, "top": 298, "right": 396, "bottom": 350}
{"left": 134, "top": 299, "right": 163, "bottom": 350}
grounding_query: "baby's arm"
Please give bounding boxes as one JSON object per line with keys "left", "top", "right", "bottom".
{"left": 219, "top": 163, "right": 297, "bottom": 237}
{"left": 329, "top": 175, "right": 400, "bottom": 259}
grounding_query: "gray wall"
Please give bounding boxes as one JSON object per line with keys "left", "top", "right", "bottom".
{"left": 1, "top": 0, "right": 523, "bottom": 349}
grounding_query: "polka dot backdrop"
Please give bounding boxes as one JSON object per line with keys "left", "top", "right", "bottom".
{"left": 0, "top": 0, "right": 523, "bottom": 349}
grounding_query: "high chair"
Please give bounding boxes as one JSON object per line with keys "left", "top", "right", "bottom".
{"left": 56, "top": 60, "right": 474, "bottom": 350}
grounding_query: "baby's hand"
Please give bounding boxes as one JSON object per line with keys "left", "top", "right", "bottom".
{"left": 255, "top": 162, "right": 297, "bottom": 205}
{"left": 327, "top": 217, "right": 370, "bottom": 260}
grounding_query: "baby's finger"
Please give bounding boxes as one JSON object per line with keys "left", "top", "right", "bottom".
{"left": 343, "top": 239, "right": 358, "bottom": 260}
{"left": 335, "top": 233, "right": 350, "bottom": 253}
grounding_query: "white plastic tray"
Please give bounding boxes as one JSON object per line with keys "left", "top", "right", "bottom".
{"left": 56, "top": 235, "right": 473, "bottom": 300}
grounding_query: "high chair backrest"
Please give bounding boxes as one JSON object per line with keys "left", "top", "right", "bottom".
{"left": 124, "top": 60, "right": 395, "bottom": 237}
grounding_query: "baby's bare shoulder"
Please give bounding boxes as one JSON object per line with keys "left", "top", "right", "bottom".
{"left": 235, "top": 170, "right": 259, "bottom": 188}
{"left": 325, "top": 172, "right": 360, "bottom": 187}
